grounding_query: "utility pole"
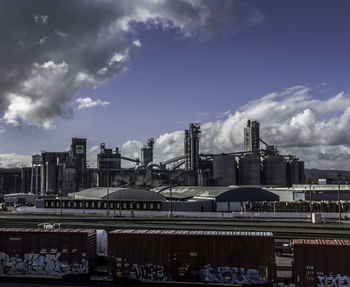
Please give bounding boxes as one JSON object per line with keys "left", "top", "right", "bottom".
{"left": 337, "top": 172, "right": 341, "bottom": 224}
{"left": 14, "top": 174, "right": 18, "bottom": 194}
{"left": 169, "top": 184, "right": 173, "bottom": 218}
{"left": 107, "top": 173, "right": 110, "bottom": 217}
{"left": 119, "top": 188, "right": 122, "bottom": 217}
{"left": 60, "top": 189, "right": 63, "bottom": 216}
{"left": 309, "top": 182, "right": 312, "bottom": 222}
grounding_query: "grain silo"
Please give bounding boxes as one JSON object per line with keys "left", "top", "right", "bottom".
{"left": 262, "top": 156, "right": 287, "bottom": 186}
{"left": 238, "top": 155, "right": 261, "bottom": 185}
{"left": 287, "top": 160, "right": 299, "bottom": 186}
{"left": 213, "top": 154, "right": 236, "bottom": 186}
{"left": 298, "top": 161, "right": 305, "bottom": 184}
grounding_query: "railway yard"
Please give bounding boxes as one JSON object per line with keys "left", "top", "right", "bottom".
{"left": 0, "top": 213, "right": 349, "bottom": 286}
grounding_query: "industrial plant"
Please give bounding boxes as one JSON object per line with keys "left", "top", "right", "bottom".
{"left": 0, "top": 120, "right": 305, "bottom": 197}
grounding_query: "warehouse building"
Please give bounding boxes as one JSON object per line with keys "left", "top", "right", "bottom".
{"left": 154, "top": 186, "right": 279, "bottom": 212}
{"left": 40, "top": 187, "right": 166, "bottom": 211}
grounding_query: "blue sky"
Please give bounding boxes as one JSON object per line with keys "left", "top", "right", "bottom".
{"left": 1, "top": 0, "right": 350, "bottom": 169}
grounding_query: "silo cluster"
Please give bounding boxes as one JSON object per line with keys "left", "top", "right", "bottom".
{"left": 212, "top": 154, "right": 304, "bottom": 187}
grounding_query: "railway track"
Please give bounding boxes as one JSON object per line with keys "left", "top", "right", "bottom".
{"left": 1, "top": 214, "right": 350, "bottom": 241}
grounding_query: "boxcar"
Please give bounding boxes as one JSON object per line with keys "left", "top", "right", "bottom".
{"left": 293, "top": 239, "right": 350, "bottom": 287}
{"left": 108, "top": 229, "right": 276, "bottom": 285}
{"left": 0, "top": 228, "right": 96, "bottom": 278}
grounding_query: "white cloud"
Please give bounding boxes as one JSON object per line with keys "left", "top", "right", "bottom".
{"left": 121, "top": 140, "right": 143, "bottom": 167}
{"left": 133, "top": 39, "right": 142, "bottom": 47}
{"left": 89, "top": 145, "right": 99, "bottom": 153}
{"left": 2, "top": 61, "right": 73, "bottom": 129}
{"left": 33, "top": 15, "right": 49, "bottom": 25}
{"left": 1, "top": 0, "right": 262, "bottom": 129}
{"left": 121, "top": 86, "right": 350, "bottom": 170}
{"left": 54, "top": 30, "right": 68, "bottom": 38}
{"left": 35, "top": 36, "right": 48, "bottom": 45}
{"left": 75, "top": 97, "right": 109, "bottom": 110}
{"left": 0, "top": 153, "right": 31, "bottom": 168}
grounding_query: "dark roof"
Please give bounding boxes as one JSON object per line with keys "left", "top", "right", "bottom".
{"left": 216, "top": 187, "right": 279, "bottom": 202}
{"left": 70, "top": 187, "right": 166, "bottom": 201}
{"left": 154, "top": 186, "right": 279, "bottom": 202}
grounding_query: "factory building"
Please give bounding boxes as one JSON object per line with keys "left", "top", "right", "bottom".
{"left": 40, "top": 151, "right": 70, "bottom": 194}
{"left": 1, "top": 119, "right": 305, "bottom": 198}
{"left": 97, "top": 143, "right": 121, "bottom": 187}
{"left": 28, "top": 138, "right": 93, "bottom": 196}
{"left": 155, "top": 186, "right": 279, "bottom": 212}
{"left": 141, "top": 138, "right": 154, "bottom": 165}
{"left": 0, "top": 168, "right": 23, "bottom": 194}
{"left": 70, "top": 138, "right": 87, "bottom": 191}
{"left": 244, "top": 120, "right": 260, "bottom": 153}
{"left": 40, "top": 187, "right": 165, "bottom": 211}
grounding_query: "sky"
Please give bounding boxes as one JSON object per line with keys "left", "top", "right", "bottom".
{"left": 1, "top": 0, "right": 350, "bottom": 170}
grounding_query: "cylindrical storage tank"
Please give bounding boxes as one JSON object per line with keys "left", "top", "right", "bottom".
{"left": 213, "top": 155, "right": 236, "bottom": 186}
{"left": 238, "top": 155, "right": 261, "bottom": 185}
{"left": 262, "top": 156, "right": 287, "bottom": 186}
{"left": 298, "top": 161, "right": 305, "bottom": 184}
{"left": 287, "top": 160, "right": 299, "bottom": 186}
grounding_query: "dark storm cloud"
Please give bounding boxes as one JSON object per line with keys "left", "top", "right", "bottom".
{"left": 0, "top": 0, "right": 263, "bottom": 129}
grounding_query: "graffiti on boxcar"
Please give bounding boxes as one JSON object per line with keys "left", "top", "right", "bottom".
{"left": 317, "top": 273, "right": 350, "bottom": 287}
{"left": 198, "top": 264, "right": 267, "bottom": 285}
{"left": 0, "top": 252, "right": 88, "bottom": 276}
{"left": 128, "top": 263, "right": 167, "bottom": 281}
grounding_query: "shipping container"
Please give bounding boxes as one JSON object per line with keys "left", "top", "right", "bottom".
{"left": 108, "top": 229, "right": 276, "bottom": 285}
{"left": 293, "top": 239, "right": 350, "bottom": 287}
{"left": 0, "top": 228, "right": 96, "bottom": 278}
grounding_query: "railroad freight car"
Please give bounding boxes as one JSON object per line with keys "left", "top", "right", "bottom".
{"left": 293, "top": 239, "right": 350, "bottom": 287}
{"left": 0, "top": 228, "right": 96, "bottom": 278}
{"left": 108, "top": 229, "right": 276, "bottom": 285}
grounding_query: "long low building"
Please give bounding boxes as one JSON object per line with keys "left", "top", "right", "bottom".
{"left": 35, "top": 185, "right": 279, "bottom": 213}
{"left": 153, "top": 186, "right": 279, "bottom": 212}
{"left": 38, "top": 187, "right": 166, "bottom": 211}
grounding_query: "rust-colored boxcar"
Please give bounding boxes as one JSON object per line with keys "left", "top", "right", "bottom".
{"left": 293, "top": 239, "right": 350, "bottom": 287}
{"left": 108, "top": 229, "right": 276, "bottom": 285}
{"left": 0, "top": 228, "right": 96, "bottom": 278}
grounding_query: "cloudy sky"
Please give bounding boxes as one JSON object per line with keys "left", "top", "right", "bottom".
{"left": 1, "top": 0, "right": 350, "bottom": 170}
